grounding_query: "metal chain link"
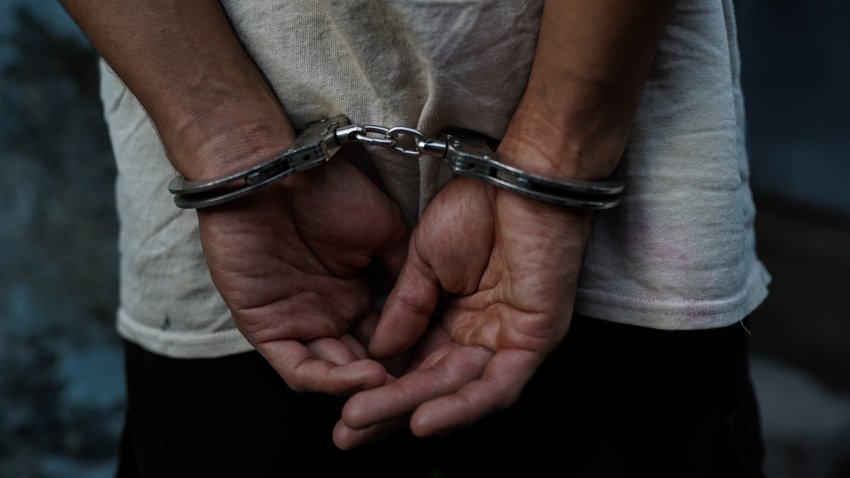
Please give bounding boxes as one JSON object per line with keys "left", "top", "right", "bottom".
{"left": 169, "top": 115, "right": 624, "bottom": 210}
{"left": 334, "top": 123, "right": 448, "bottom": 159}
{"left": 331, "top": 120, "right": 624, "bottom": 209}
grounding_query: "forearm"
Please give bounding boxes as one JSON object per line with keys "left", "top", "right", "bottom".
{"left": 500, "top": 0, "right": 675, "bottom": 180}
{"left": 59, "top": 0, "right": 293, "bottom": 179}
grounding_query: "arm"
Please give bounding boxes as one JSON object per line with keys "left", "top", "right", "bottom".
{"left": 499, "top": 0, "right": 675, "bottom": 181}
{"left": 59, "top": 0, "right": 408, "bottom": 395}
{"left": 336, "top": 0, "right": 675, "bottom": 448}
{"left": 59, "top": 0, "right": 292, "bottom": 177}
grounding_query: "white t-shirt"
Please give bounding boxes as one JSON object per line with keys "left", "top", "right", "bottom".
{"left": 99, "top": 0, "right": 771, "bottom": 358}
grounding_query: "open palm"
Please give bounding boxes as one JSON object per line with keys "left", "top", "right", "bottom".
{"left": 197, "top": 159, "right": 407, "bottom": 395}
{"left": 335, "top": 177, "right": 594, "bottom": 448}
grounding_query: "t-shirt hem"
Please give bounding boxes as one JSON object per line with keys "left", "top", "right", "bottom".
{"left": 574, "top": 262, "right": 772, "bottom": 331}
{"left": 117, "top": 262, "right": 772, "bottom": 357}
{"left": 116, "top": 308, "right": 255, "bottom": 359}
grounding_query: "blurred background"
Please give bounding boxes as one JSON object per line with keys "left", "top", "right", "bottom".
{"left": 0, "top": 1, "right": 848, "bottom": 477}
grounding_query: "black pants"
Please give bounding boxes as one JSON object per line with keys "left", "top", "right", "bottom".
{"left": 116, "top": 314, "right": 766, "bottom": 478}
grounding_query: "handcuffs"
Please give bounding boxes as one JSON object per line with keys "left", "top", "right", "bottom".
{"left": 168, "top": 115, "right": 625, "bottom": 210}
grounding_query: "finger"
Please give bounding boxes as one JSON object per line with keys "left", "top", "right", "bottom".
{"left": 409, "top": 349, "right": 542, "bottom": 437}
{"left": 349, "top": 311, "right": 380, "bottom": 349}
{"left": 410, "top": 328, "right": 455, "bottom": 370}
{"left": 258, "top": 340, "right": 388, "bottom": 395}
{"left": 332, "top": 416, "right": 407, "bottom": 451}
{"left": 337, "top": 334, "right": 370, "bottom": 360}
{"left": 349, "top": 312, "right": 414, "bottom": 376}
{"left": 341, "top": 345, "right": 492, "bottom": 429}
{"left": 369, "top": 245, "right": 442, "bottom": 360}
{"left": 307, "top": 337, "right": 362, "bottom": 364}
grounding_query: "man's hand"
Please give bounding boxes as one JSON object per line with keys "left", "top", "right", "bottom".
{"left": 197, "top": 158, "right": 408, "bottom": 395}
{"left": 333, "top": 177, "right": 593, "bottom": 448}
{"left": 331, "top": 0, "right": 675, "bottom": 446}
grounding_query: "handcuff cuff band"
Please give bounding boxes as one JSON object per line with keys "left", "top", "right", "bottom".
{"left": 168, "top": 115, "right": 625, "bottom": 210}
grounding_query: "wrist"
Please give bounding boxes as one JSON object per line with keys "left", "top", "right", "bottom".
{"left": 164, "top": 113, "right": 296, "bottom": 181}
{"left": 497, "top": 104, "right": 630, "bottom": 182}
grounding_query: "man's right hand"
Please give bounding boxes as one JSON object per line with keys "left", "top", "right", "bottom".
{"left": 58, "top": 0, "right": 414, "bottom": 401}
{"left": 197, "top": 158, "right": 409, "bottom": 395}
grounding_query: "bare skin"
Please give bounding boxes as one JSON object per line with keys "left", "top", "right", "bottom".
{"left": 58, "top": 0, "right": 408, "bottom": 395}
{"left": 197, "top": 159, "right": 408, "bottom": 394}
{"left": 334, "top": 178, "right": 593, "bottom": 446}
{"left": 60, "top": 0, "right": 676, "bottom": 449}
{"left": 335, "top": 0, "right": 675, "bottom": 449}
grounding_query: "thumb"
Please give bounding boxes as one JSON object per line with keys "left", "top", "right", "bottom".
{"left": 369, "top": 240, "right": 441, "bottom": 360}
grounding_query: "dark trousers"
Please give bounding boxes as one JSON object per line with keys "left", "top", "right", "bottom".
{"left": 116, "top": 314, "right": 766, "bottom": 478}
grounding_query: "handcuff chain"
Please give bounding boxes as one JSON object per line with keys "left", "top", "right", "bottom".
{"left": 335, "top": 120, "right": 623, "bottom": 209}
{"left": 168, "top": 115, "right": 624, "bottom": 210}
{"left": 336, "top": 123, "right": 446, "bottom": 159}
